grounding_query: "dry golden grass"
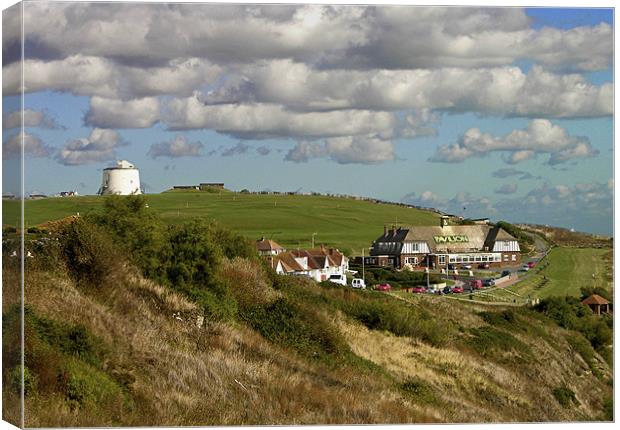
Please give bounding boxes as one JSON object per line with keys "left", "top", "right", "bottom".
{"left": 12, "top": 253, "right": 612, "bottom": 426}
{"left": 22, "top": 266, "right": 435, "bottom": 426}
{"left": 335, "top": 309, "right": 611, "bottom": 423}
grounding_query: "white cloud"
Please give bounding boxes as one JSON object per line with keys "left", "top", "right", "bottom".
{"left": 56, "top": 128, "right": 123, "bottom": 165}
{"left": 430, "top": 119, "right": 598, "bottom": 165}
{"left": 85, "top": 97, "right": 160, "bottom": 129}
{"left": 162, "top": 95, "right": 396, "bottom": 139}
{"left": 148, "top": 135, "right": 203, "bottom": 159}
{"left": 495, "top": 181, "right": 613, "bottom": 232}
{"left": 221, "top": 142, "right": 250, "bottom": 157}
{"left": 18, "top": 4, "right": 611, "bottom": 72}
{"left": 402, "top": 190, "right": 496, "bottom": 218}
{"left": 285, "top": 135, "right": 395, "bottom": 164}
{"left": 3, "top": 131, "right": 52, "bottom": 159}
{"left": 3, "top": 109, "right": 61, "bottom": 130}
{"left": 494, "top": 184, "right": 518, "bottom": 195}
{"left": 1, "top": 4, "right": 612, "bottom": 166}
{"left": 401, "top": 180, "right": 613, "bottom": 234}
{"left": 205, "top": 61, "right": 611, "bottom": 118}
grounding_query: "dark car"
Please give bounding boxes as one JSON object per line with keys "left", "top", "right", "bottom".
{"left": 501, "top": 270, "right": 511, "bottom": 277}
{"left": 442, "top": 286, "right": 453, "bottom": 294}
{"left": 478, "top": 263, "right": 490, "bottom": 269}
{"left": 483, "top": 278, "right": 495, "bottom": 287}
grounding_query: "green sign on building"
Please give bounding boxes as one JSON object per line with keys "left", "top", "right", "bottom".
{"left": 433, "top": 235, "right": 469, "bottom": 244}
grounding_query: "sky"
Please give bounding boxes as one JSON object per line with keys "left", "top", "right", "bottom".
{"left": 1, "top": 1, "right": 614, "bottom": 235}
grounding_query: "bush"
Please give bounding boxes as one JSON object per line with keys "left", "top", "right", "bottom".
{"left": 479, "top": 309, "right": 516, "bottom": 326}
{"left": 401, "top": 377, "right": 436, "bottom": 404}
{"left": 63, "top": 359, "right": 125, "bottom": 410}
{"left": 467, "top": 326, "right": 531, "bottom": 361}
{"left": 552, "top": 386, "right": 578, "bottom": 408}
{"left": 220, "top": 257, "right": 278, "bottom": 312}
{"left": 58, "top": 218, "right": 122, "bottom": 289}
{"left": 8, "top": 365, "right": 37, "bottom": 397}
{"left": 535, "top": 296, "right": 613, "bottom": 367}
{"left": 241, "top": 297, "right": 348, "bottom": 361}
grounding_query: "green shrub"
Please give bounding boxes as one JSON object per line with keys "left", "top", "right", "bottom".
{"left": 603, "top": 395, "right": 613, "bottom": 420}
{"left": 401, "top": 377, "right": 437, "bottom": 404}
{"left": 536, "top": 296, "right": 613, "bottom": 368}
{"left": 479, "top": 309, "right": 516, "bottom": 326}
{"left": 63, "top": 359, "right": 125, "bottom": 409}
{"left": 467, "top": 326, "right": 531, "bottom": 360}
{"left": 58, "top": 218, "right": 121, "bottom": 289}
{"left": 241, "top": 297, "right": 348, "bottom": 361}
{"left": 8, "top": 365, "right": 37, "bottom": 397}
{"left": 552, "top": 386, "right": 577, "bottom": 408}
{"left": 566, "top": 335, "right": 601, "bottom": 378}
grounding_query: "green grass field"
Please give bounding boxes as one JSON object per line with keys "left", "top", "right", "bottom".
{"left": 500, "top": 247, "right": 612, "bottom": 300}
{"left": 2, "top": 192, "right": 439, "bottom": 253}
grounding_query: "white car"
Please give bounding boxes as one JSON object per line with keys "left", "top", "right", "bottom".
{"left": 351, "top": 278, "right": 366, "bottom": 289}
{"left": 328, "top": 274, "right": 347, "bottom": 286}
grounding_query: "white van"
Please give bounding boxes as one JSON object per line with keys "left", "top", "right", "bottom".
{"left": 328, "top": 274, "right": 347, "bottom": 286}
{"left": 351, "top": 278, "right": 366, "bottom": 289}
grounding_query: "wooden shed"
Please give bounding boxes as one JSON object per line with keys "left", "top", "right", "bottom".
{"left": 581, "top": 294, "right": 611, "bottom": 315}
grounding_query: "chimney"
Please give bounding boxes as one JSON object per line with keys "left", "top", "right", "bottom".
{"left": 391, "top": 225, "right": 397, "bottom": 235}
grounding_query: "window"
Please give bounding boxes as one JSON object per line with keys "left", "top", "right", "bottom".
{"left": 438, "top": 255, "right": 446, "bottom": 264}
{"left": 406, "top": 257, "right": 418, "bottom": 265}
{"left": 449, "top": 257, "right": 456, "bottom": 263}
{"left": 503, "top": 255, "right": 509, "bottom": 261}
{"left": 511, "top": 254, "right": 517, "bottom": 261}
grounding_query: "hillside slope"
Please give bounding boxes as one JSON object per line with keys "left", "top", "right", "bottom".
{"left": 3, "top": 242, "right": 612, "bottom": 425}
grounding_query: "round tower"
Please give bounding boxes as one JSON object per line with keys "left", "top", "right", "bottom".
{"left": 98, "top": 160, "right": 142, "bottom": 195}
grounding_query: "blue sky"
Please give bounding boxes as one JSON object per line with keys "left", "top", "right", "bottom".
{"left": 2, "top": 3, "right": 614, "bottom": 235}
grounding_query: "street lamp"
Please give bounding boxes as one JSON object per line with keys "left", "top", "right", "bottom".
{"left": 362, "top": 248, "right": 366, "bottom": 283}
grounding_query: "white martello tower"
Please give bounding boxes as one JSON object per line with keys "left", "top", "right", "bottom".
{"left": 98, "top": 160, "right": 142, "bottom": 195}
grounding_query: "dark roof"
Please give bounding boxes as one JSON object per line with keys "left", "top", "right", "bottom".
{"left": 370, "top": 225, "right": 517, "bottom": 255}
{"left": 483, "top": 226, "right": 518, "bottom": 249}
{"left": 582, "top": 294, "right": 609, "bottom": 305}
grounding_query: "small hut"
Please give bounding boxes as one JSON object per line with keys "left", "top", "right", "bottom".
{"left": 581, "top": 294, "right": 611, "bottom": 315}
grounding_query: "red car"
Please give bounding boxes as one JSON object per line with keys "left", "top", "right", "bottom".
{"left": 452, "top": 286, "right": 464, "bottom": 294}
{"left": 470, "top": 280, "right": 483, "bottom": 289}
{"left": 375, "top": 283, "right": 392, "bottom": 291}
{"left": 527, "top": 261, "right": 536, "bottom": 268}
{"left": 412, "top": 286, "right": 426, "bottom": 294}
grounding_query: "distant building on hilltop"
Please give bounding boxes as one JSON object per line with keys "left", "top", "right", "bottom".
{"left": 200, "top": 183, "right": 225, "bottom": 190}
{"left": 98, "top": 160, "right": 141, "bottom": 195}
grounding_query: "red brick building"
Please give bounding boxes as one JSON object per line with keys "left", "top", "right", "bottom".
{"left": 368, "top": 216, "right": 520, "bottom": 269}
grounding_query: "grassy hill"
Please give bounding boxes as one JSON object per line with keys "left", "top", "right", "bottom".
{"left": 2, "top": 198, "right": 613, "bottom": 425}
{"left": 3, "top": 192, "right": 439, "bottom": 253}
